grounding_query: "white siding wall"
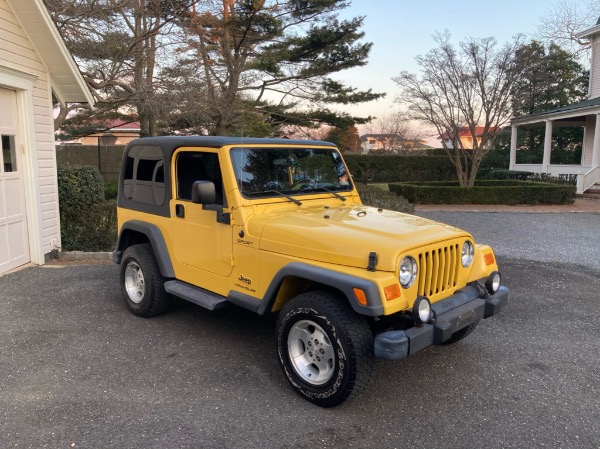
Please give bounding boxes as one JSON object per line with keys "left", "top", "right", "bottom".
{"left": 0, "top": 0, "right": 59, "bottom": 258}
{"left": 590, "top": 37, "right": 600, "bottom": 99}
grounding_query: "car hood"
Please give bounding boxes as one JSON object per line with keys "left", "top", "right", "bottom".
{"left": 250, "top": 204, "right": 471, "bottom": 271}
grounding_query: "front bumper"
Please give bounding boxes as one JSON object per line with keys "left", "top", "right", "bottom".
{"left": 374, "top": 284, "right": 509, "bottom": 361}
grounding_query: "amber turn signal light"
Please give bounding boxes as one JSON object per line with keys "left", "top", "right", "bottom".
{"left": 384, "top": 284, "right": 401, "bottom": 301}
{"left": 484, "top": 252, "right": 495, "bottom": 265}
{"left": 353, "top": 288, "right": 367, "bottom": 305}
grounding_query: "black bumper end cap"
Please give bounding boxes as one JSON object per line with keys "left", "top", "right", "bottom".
{"left": 484, "top": 285, "right": 509, "bottom": 318}
{"left": 374, "top": 330, "right": 409, "bottom": 361}
{"left": 113, "top": 250, "right": 123, "bottom": 265}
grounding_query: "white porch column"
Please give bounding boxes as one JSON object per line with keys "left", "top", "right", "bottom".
{"left": 593, "top": 113, "right": 600, "bottom": 167}
{"left": 543, "top": 120, "right": 553, "bottom": 172}
{"left": 509, "top": 125, "right": 518, "bottom": 170}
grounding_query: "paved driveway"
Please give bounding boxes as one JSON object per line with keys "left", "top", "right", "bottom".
{"left": 417, "top": 211, "right": 600, "bottom": 270}
{"left": 1, "top": 213, "right": 599, "bottom": 449}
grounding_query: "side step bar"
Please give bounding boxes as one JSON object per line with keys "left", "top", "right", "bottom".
{"left": 164, "top": 280, "right": 228, "bottom": 311}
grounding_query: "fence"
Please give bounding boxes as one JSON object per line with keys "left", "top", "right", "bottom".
{"left": 56, "top": 145, "right": 125, "bottom": 181}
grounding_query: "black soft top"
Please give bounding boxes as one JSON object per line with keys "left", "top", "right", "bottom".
{"left": 126, "top": 136, "right": 336, "bottom": 158}
{"left": 118, "top": 136, "right": 338, "bottom": 217}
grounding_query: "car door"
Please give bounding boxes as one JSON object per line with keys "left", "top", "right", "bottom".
{"left": 170, "top": 149, "right": 233, "bottom": 278}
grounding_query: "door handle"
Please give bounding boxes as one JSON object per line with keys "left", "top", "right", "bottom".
{"left": 176, "top": 203, "right": 185, "bottom": 218}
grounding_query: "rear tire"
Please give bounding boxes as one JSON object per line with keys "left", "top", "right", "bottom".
{"left": 276, "top": 291, "right": 373, "bottom": 407}
{"left": 120, "top": 243, "right": 169, "bottom": 317}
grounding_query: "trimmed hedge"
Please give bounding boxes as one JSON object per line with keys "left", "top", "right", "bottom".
{"left": 389, "top": 180, "right": 576, "bottom": 205}
{"left": 344, "top": 150, "right": 510, "bottom": 183}
{"left": 57, "top": 165, "right": 117, "bottom": 251}
{"left": 477, "top": 169, "right": 532, "bottom": 181}
{"left": 355, "top": 183, "right": 415, "bottom": 214}
{"left": 344, "top": 154, "right": 456, "bottom": 183}
{"left": 478, "top": 169, "right": 578, "bottom": 185}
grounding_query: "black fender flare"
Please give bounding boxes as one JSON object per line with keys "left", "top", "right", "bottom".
{"left": 229, "top": 262, "right": 384, "bottom": 317}
{"left": 112, "top": 220, "right": 175, "bottom": 278}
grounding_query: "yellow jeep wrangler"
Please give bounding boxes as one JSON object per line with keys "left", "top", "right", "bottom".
{"left": 113, "top": 136, "right": 509, "bottom": 407}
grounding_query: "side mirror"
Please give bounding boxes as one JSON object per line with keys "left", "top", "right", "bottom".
{"left": 191, "top": 180, "right": 216, "bottom": 204}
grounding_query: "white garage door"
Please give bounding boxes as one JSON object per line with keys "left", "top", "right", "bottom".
{"left": 0, "top": 88, "right": 29, "bottom": 273}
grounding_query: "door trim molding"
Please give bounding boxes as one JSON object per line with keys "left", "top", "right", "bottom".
{"left": 0, "top": 70, "right": 44, "bottom": 265}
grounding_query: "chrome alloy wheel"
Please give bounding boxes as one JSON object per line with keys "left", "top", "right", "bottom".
{"left": 287, "top": 320, "right": 335, "bottom": 385}
{"left": 124, "top": 261, "right": 145, "bottom": 304}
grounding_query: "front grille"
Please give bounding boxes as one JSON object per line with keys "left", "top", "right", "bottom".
{"left": 417, "top": 243, "right": 460, "bottom": 298}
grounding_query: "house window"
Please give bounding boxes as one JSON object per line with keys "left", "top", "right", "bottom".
{"left": 1, "top": 135, "right": 16, "bottom": 173}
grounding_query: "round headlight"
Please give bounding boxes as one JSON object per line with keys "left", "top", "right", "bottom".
{"left": 412, "top": 297, "right": 431, "bottom": 324}
{"left": 486, "top": 271, "right": 501, "bottom": 294}
{"left": 399, "top": 256, "right": 417, "bottom": 288}
{"left": 461, "top": 241, "right": 474, "bottom": 267}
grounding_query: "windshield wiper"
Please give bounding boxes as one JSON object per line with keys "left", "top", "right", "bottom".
{"left": 251, "top": 190, "right": 302, "bottom": 206}
{"left": 305, "top": 187, "right": 347, "bottom": 202}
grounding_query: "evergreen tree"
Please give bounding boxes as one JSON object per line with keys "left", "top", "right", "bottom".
{"left": 178, "top": 0, "right": 383, "bottom": 135}
{"left": 46, "top": 0, "right": 382, "bottom": 137}
{"left": 512, "top": 41, "right": 588, "bottom": 116}
{"left": 325, "top": 126, "right": 361, "bottom": 153}
{"left": 511, "top": 41, "right": 589, "bottom": 164}
{"left": 46, "top": 0, "right": 194, "bottom": 137}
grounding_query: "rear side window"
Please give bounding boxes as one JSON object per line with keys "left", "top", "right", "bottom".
{"left": 122, "top": 145, "right": 165, "bottom": 206}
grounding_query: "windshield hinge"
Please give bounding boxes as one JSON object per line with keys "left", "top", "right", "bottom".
{"left": 367, "top": 252, "right": 378, "bottom": 272}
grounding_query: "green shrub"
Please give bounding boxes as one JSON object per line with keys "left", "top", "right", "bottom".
{"left": 481, "top": 147, "right": 510, "bottom": 169}
{"left": 389, "top": 180, "right": 575, "bottom": 205}
{"left": 57, "top": 165, "right": 105, "bottom": 211}
{"left": 356, "top": 183, "right": 415, "bottom": 214}
{"left": 57, "top": 166, "right": 116, "bottom": 251}
{"left": 63, "top": 200, "right": 117, "bottom": 252}
{"left": 104, "top": 179, "right": 119, "bottom": 199}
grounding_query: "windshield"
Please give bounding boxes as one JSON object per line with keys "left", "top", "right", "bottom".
{"left": 230, "top": 147, "right": 352, "bottom": 198}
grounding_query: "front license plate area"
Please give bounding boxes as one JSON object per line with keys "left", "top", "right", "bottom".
{"left": 457, "top": 309, "right": 478, "bottom": 328}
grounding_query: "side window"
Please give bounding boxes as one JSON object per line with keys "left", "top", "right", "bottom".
{"left": 176, "top": 152, "right": 224, "bottom": 205}
{"left": 122, "top": 145, "right": 165, "bottom": 206}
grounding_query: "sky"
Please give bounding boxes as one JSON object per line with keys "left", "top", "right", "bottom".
{"left": 334, "top": 0, "right": 575, "bottom": 125}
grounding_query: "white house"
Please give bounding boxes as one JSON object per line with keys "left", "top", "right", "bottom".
{"left": 509, "top": 19, "right": 600, "bottom": 194}
{"left": 0, "top": 0, "right": 94, "bottom": 274}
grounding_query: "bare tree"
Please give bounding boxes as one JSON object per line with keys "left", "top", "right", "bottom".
{"left": 537, "top": 0, "right": 600, "bottom": 59}
{"left": 393, "top": 32, "right": 524, "bottom": 187}
{"left": 361, "top": 111, "right": 425, "bottom": 152}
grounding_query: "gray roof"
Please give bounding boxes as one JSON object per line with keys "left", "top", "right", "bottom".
{"left": 511, "top": 97, "right": 600, "bottom": 125}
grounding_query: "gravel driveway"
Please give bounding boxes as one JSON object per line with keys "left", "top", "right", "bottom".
{"left": 1, "top": 212, "right": 599, "bottom": 449}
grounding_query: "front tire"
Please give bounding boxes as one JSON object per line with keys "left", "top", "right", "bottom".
{"left": 120, "top": 243, "right": 169, "bottom": 317}
{"left": 276, "top": 291, "right": 373, "bottom": 407}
